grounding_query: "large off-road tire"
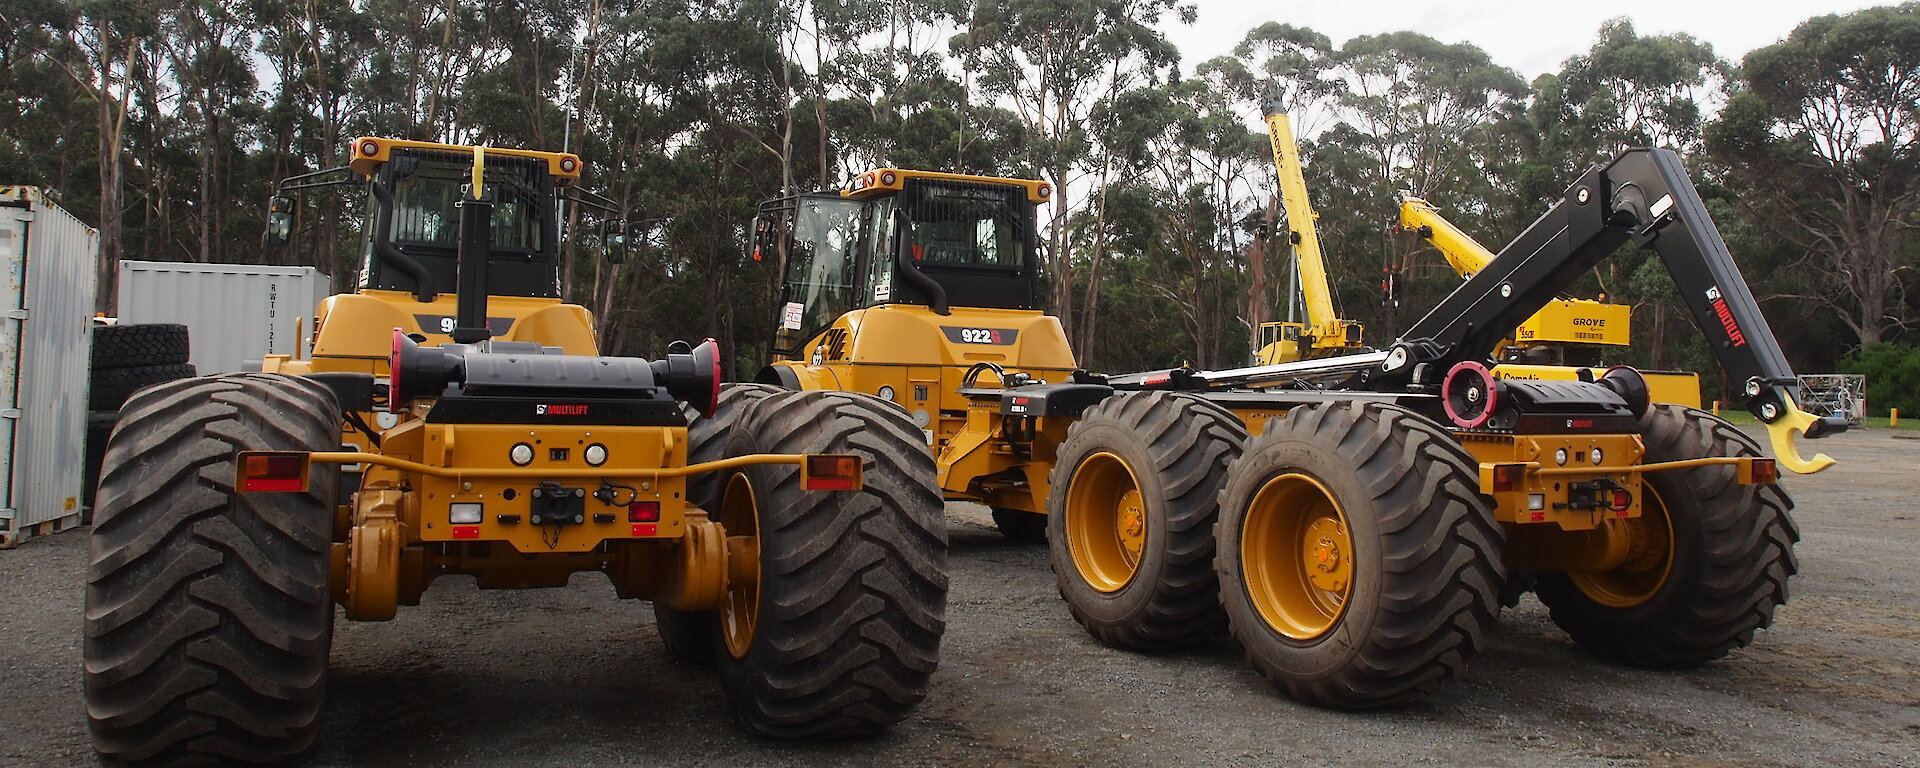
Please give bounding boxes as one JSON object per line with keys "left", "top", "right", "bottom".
{"left": 711, "top": 390, "right": 946, "bottom": 738}
{"left": 92, "top": 323, "right": 191, "bottom": 370}
{"left": 654, "top": 383, "right": 785, "bottom": 666}
{"left": 85, "top": 373, "right": 341, "bottom": 765}
{"left": 990, "top": 506, "right": 1047, "bottom": 544}
{"left": 1534, "top": 404, "right": 1798, "bottom": 666}
{"left": 1046, "top": 391, "right": 1245, "bottom": 651}
{"left": 90, "top": 363, "right": 198, "bottom": 411}
{"left": 83, "top": 410, "right": 119, "bottom": 512}
{"left": 1215, "top": 401, "right": 1505, "bottom": 708}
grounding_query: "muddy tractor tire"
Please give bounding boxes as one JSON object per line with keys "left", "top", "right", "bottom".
{"left": 654, "top": 383, "right": 787, "bottom": 666}
{"left": 1046, "top": 391, "right": 1246, "bottom": 651}
{"left": 1214, "top": 401, "right": 1505, "bottom": 708}
{"left": 709, "top": 390, "right": 947, "bottom": 738}
{"left": 1534, "top": 404, "right": 1798, "bottom": 666}
{"left": 84, "top": 373, "right": 341, "bottom": 765}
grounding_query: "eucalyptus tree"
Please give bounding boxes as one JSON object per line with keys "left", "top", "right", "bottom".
{"left": 1555, "top": 18, "right": 1723, "bottom": 161}
{"left": 1194, "top": 21, "right": 1338, "bottom": 357}
{"left": 949, "top": 0, "right": 1188, "bottom": 333}
{"left": 1708, "top": 2, "right": 1920, "bottom": 347}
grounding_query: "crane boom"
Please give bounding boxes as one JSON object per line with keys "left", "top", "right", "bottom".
{"left": 1255, "top": 99, "right": 1362, "bottom": 363}
{"left": 1266, "top": 110, "right": 1338, "bottom": 330}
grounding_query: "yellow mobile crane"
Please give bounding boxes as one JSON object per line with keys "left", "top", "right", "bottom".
{"left": 1399, "top": 196, "right": 1701, "bottom": 406}
{"left": 1254, "top": 98, "right": 1364, "bottom": 364}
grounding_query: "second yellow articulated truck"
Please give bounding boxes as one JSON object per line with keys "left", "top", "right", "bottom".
{"left": 742, "top": 150, "right": 1841, "bottom": 709}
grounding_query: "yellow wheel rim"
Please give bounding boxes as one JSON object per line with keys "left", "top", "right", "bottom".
{"left": 1241, "top": 473, "right": 1353, "bottom": 640}
{"left": 1065, "top": 451, "right": 1147, "bottom": 593}
{"left": 718, "top": 473, "right": 761, "bottom": 658}
{"left": 1569, "top": 483, "right": 1675, "bottom": 609}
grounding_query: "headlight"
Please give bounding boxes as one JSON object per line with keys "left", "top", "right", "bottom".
{"left": 584, "top": 443, "right": 608, "bottom": 467}
{"left": 1589, "top": 448, "right": 1604, "bottom": 465}
{"left": 1554, "top": 448, "right": 1568, "bottom": 465}
{"left": 510, "top": 443, "right": 535, "bottom": 466}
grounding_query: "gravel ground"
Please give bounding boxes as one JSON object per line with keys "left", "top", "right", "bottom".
{"left": 3, "top": 426, "right": 1915, "bottom": 767}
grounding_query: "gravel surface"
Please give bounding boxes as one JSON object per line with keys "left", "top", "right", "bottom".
{"left": 4, "top": 426, "right": 1915, "bottom": 767}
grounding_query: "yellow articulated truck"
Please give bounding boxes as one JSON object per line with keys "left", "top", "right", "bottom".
{"left": 747, "top": 148, "right": 1839, "bottom": 707}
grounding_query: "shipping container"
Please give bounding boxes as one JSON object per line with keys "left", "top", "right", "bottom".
{"left": 0, "top": 186, "right": 99, "bottom": 547}
{"left": 116, "top": 261, "right": 332, "bottom": 374}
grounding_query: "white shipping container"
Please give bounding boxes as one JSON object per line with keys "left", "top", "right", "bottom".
{"left": 117, "top": 261, "right": 332, "bottom": 374}
{"left": 0, "top": 186, "right": 99, "bottom": 547}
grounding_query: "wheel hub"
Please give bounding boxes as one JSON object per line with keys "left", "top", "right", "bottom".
{"left": 1303, "top": 517, "right": 1348, "bottom": 592}
{"left": 1117, "top": 489, "right": 1146, "bottom": 556}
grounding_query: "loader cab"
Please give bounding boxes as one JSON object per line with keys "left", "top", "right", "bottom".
{"left": 755, "top": 169, "right": 1051, "bottom": 358}
{"left": 349, "top": 138, "right": 580, "bottom": 300}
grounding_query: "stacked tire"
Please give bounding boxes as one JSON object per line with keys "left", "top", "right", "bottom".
{"left": 84, "top": 324, "right": 195, "bottom": 511}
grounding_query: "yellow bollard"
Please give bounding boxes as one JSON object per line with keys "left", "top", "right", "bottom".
{"left": 1892, "top": 408, "right": 1899, "bottom": 427}
{"left": 1711, "top": 401, "right": 1720, "bottom": 416}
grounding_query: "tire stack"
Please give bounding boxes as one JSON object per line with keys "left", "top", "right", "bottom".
{"left": 84, "top": 324, "right": 194, "bottom": 510}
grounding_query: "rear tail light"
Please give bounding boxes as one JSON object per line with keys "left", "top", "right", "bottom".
{"left": 802, "top": 455, "right": 863, "bottom": 491}
{"left": 1485, "top": 463, "right": 1526, "bottom": 494}
{"left": 1742, "top": 458, "right": 1779, "bottom": 484}
{"left": 628, "top": 501, "right": 661, "bottom": 522}
{"left": 238, "top": 451, "right": 310, "bottom": 492}
{"left": 1610, "top": 489, "right": 1632, "bottom": 510}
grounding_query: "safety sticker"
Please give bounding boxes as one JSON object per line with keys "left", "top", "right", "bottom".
{"left": 782, "top": 302, "right": 804, "bottom": 330}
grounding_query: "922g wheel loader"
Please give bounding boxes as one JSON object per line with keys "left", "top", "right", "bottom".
{"left": 83, "top": 139, "right": 947, "bottom": 765}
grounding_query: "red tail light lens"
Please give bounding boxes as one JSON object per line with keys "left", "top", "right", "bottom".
{"left": 238, "top": 451, "right": 310, "bottom": 492}
{"left": 802, "top": 455, "right": 863, "bottom": 491}
{"left": 1489, "top": 463, "right": 1526, "bottom": 493}
{"left": 628, "top": 501, "right": 661, "bottom": 522}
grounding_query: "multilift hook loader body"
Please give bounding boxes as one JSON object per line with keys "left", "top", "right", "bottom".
{"left": 748, "top": 146, "right": 1837, "bottom": 706}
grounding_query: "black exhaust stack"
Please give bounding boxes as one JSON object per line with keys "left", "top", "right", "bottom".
{"left": 452, "top": 163, "right": 494, "bottom": 344}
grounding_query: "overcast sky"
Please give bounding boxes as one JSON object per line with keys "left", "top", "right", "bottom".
{"left": 1166, "top": 0, "right": 1884, "bottom": 79}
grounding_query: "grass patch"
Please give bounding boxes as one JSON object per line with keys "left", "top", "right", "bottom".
{"left": 1710, "top": 409, "right": 1920, "bottom": 430}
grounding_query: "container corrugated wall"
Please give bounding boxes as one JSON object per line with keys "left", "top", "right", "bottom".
{"left": 117, "top": 262, "right": 332, "bottom": 374}
{"left": 0, "top": 187, "right": 99, "bottom": 546}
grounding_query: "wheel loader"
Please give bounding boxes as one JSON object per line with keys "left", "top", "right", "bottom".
{"left": 749, "top": 149, "right": 1840, "bottom": 706}
{"left": 83, "top": 138, "right": 947, "bottom": 765}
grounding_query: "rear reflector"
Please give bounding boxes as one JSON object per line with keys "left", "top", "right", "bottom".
{"left": 802, "top": 454, "right": 863, "bottom": 491}
{"left": 238, "top": 451, "right": 309, "bottom": 492}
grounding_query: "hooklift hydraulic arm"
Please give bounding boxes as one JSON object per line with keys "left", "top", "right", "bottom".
{"left": 1122, "top": 147, "right": 1844, "bottom": 473}
{"left": 1373, "top": 147, "right": 1844, "bottom": 471}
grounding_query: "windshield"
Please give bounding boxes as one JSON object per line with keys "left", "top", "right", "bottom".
{"left": 906, "top": 182, "right": 1025, "bottom": 267}
{"left": 389, "top": 156, "right": 543, "bottom": 251}
{"left": 774, "top": 196, "right": 866, "bottom": 355}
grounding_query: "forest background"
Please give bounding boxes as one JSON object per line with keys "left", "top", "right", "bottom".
{"left": 4, "top": 1, "right": 1917, "bottom": 407}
